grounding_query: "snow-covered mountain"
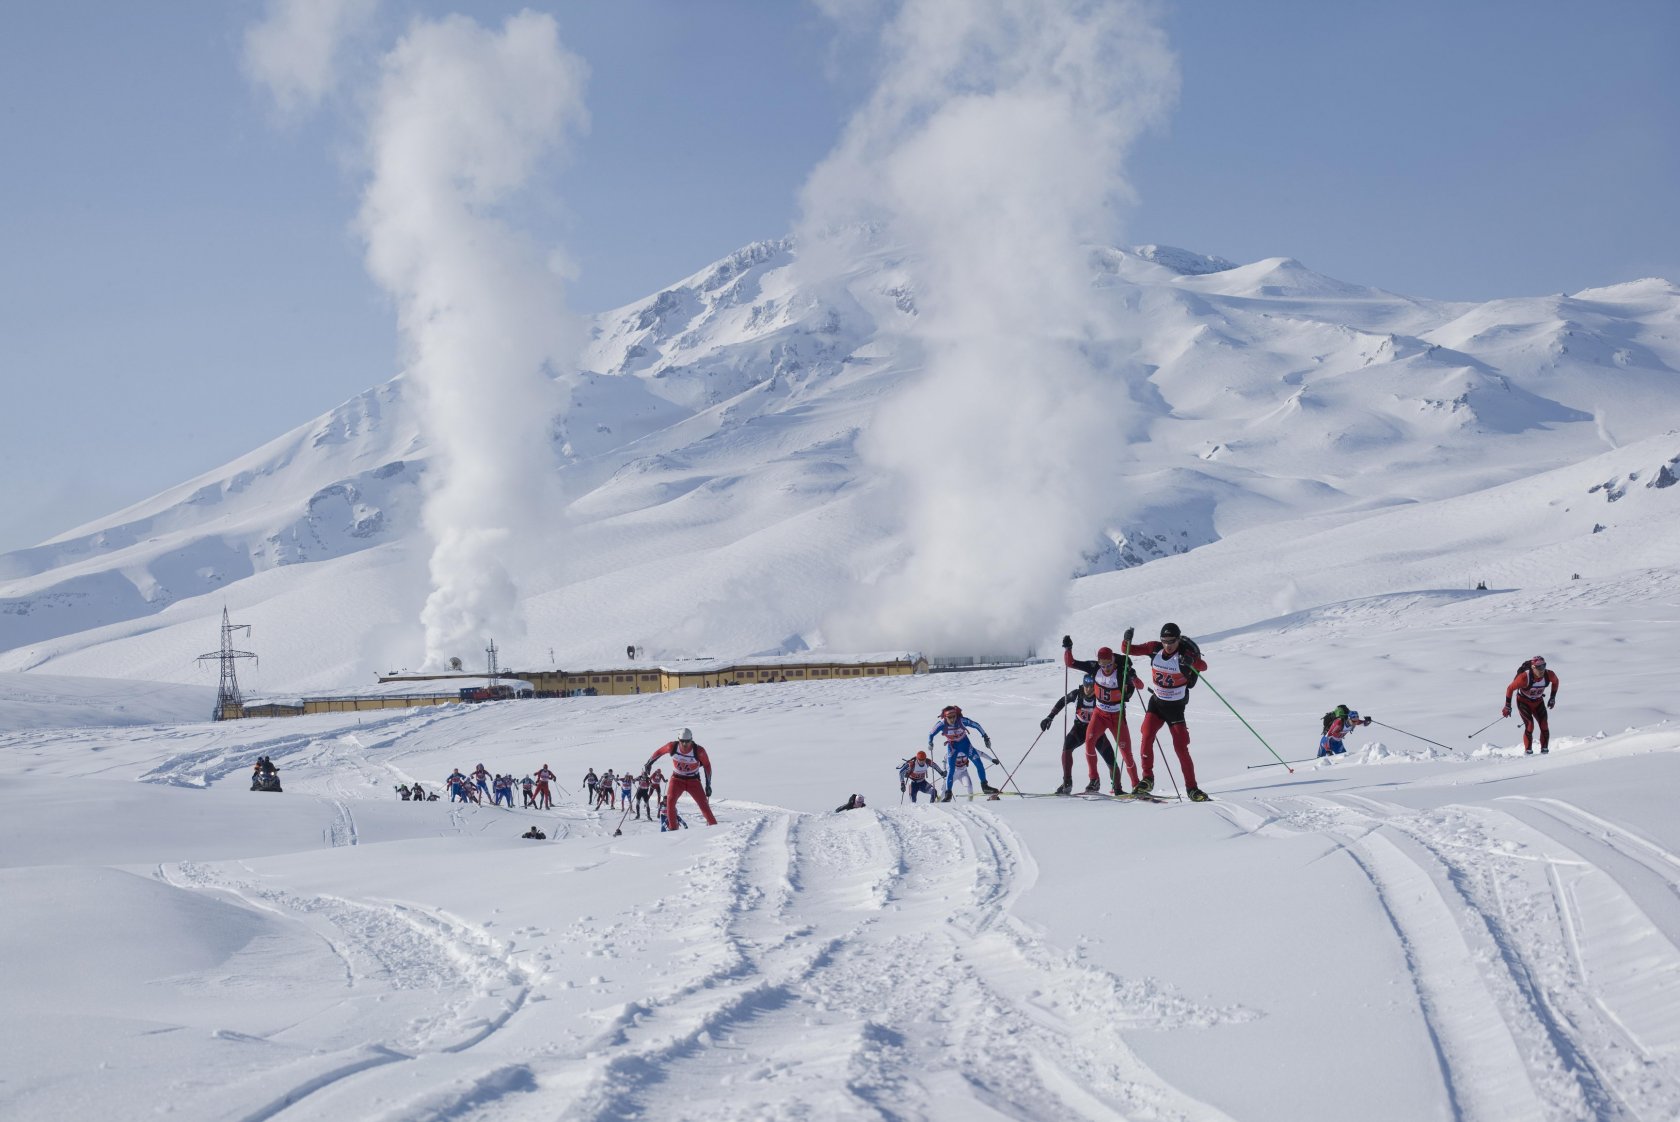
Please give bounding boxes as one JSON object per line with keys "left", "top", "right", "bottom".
{"left": 3, "top": 236, "right": 1677, "bottom": 690}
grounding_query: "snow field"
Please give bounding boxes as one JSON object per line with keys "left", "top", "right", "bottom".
{"left": 5, "top": 564, "right": 1680, "bottom": 1121}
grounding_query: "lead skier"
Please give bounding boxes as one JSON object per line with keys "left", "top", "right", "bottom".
{"left": 643, "top": 728, "right": 717, "bottom": 830}
{"left": 1127, "top": 623, "right": 1212, "bottom": 802}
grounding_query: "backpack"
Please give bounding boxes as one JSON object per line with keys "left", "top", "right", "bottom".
{"left": 1178, "top": 637, "right": 1202, "bottom": 687}
{"left": 1321, "top": 711, "right": 1337, "bottom": 734}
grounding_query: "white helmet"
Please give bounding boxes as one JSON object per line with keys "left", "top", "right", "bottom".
{"left": 678, "top": 727, "right": 693, "bottom": 741}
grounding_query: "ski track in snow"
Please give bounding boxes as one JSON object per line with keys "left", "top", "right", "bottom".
{"left": 534, "top": 807, "right": 1248, "bottom": 1122}
{"left": 154, "top": 859, "right": 535, "bottom": 1122}
{"left": 1231, "top": 791, "right": 1680, "bottom": 1121}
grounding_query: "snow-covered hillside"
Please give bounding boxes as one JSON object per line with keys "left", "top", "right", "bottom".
{"left": 2, "top": 237, "right": 1676, "bottom": 690}
{"left": 3, "top": 567, "right": 1678, "bottom": 1120}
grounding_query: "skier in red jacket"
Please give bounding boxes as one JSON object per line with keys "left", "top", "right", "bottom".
{"left": 643, "top": 728, "right": 717, "bottom": 830}
{"left": 1128, "top": 623, "right": 1211, "bottom": 802}
{"left": 1059, "top": 634, "right": 1143, "bottom": 794}
{"left": 1503, "top": 656, "right": 1559, "bottom": 754}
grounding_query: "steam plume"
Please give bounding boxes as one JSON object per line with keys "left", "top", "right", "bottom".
{"left": 801, "top": 0, "right": 1176, "bottom": 654}
{"left": 244, "top": 0, "right": 380, "bottom": 115}
{"left": 358, "top": 12, "right": 587, "bottom": 668}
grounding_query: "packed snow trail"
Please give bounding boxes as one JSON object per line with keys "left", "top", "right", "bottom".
{"left": 1223, "top": 789, "right": 1680, "bottom": 1122}
{"left": 537, "top": 807, "right": 1247, "bottom": 1122}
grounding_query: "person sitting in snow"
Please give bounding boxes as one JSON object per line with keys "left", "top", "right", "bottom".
{"left": 521, "top": 825, "right": 547, "bottom": 840}
{"left": 835, "top": 793, "right": 868, "bottom": 812}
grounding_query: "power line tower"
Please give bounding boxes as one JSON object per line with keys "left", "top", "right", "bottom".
{"left": 485, "top": 638, "right": 500, "bottom": 680}
{"left": 197, "top": 606, "right": 258, "bottom": 721}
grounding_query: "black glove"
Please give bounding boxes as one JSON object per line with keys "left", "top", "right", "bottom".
{"left": 704, "top": 781, "right": 712, "bottom": 797}
{"left": 1040, "top": 716, "right": 1052, "bottom": 732}
{"left": 1547, "top": 698, "right": 1555, "bottom": 710}
{"left": 900, "top": 781, "right": 907, "bottom": 792}
{"left": 1123, "top": 626, "right": 1133, "bottom": 646}
{"left": 983, "top": 736, "right": 992, "bottom": 749}
{"left": 1061, "top": 634, "right": 1072, "bottom": 649}
{"left": 1501, "top": 706, "right": 1511, "bottom": 718}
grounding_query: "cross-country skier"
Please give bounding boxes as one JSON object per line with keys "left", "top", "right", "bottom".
{"left": 582, "top": 768, "right": 599, "bottom": 805}
{"left": 598, "top": 769, "right": 616, "bottom": 809}
{"left": 928, "top": 706, "right": 1001, "bottom": 801}
{"left": 472, "top": 763, "right": 492, "bottom": 802}
{"left": 649, "top": 767, "right": 665, "bottom": 801}
{"left": 1128, "top": 623, "right": 1212, "bottom": 802}
{"left": 618, "top": 770, "right": 634, "bottom": 809}
{"left": 644, "top": 728, "right": 717, "bottom": 830}
{"left": 898, "top": 750, "right": 945, "bottom": 802}
{"left": 521, "top": 775, "right": 535, "bottom": 807}
{"left": 1051, "top": 640, "right": 1144, "bottom": 793}
{"left": 1318, "top": 704, "right": 1371, "bottom": 757}
{"left": 493, "top": 774, "right": 514, "bottom": 808}
{"left": 534, "top": 765, "right": 556, "bottom": 810}
{"left": 633, "top": 770, "right": 655, "bottom": 820}
{"left": 446, "top": 769, "right": 470, "bottom": 803}
{"left": 1504, "top": 655, "right": 1560, "bottom": 755}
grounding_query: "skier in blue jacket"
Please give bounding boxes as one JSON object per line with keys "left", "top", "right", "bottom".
{"left": 928, "top": 706, "right": 1001, "bottom": 801}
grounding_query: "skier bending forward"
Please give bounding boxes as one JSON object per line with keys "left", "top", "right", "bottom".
{"left": 644, "top": 728, "right": 717, "bottom": 830}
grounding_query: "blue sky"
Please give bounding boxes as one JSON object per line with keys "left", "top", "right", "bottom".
{"left": 2, "top": 0, "right": 1676, "bottom": 554}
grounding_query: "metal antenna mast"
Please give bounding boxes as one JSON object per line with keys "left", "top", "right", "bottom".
{"left": 485, "top": 638, "right": 500, "bottom": 680}
{"left": 196, "top": 606, "right": 257, "bottom": 720}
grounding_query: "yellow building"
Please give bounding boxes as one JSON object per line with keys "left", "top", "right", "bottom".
{"left": 226, "top": 654, "right": 927, "bottom": 719}
{"left": 380, "top": 653, "right": 927, "bottom": 697}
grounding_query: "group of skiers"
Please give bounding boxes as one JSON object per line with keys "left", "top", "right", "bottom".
{"left": 899, "top": 622, "right": 1214, "bottom": 802}
{"left": 1041, "top": 624, "right": 1212, "bottom": 800}
{"left": 583, "top": 765, "right": 664, "bottom": 819}
{"left": 443, "top": 764, "right": 559, "bottom": 809}
{"left": 895, "top": 625, "right": 1559, "bottom": 806}
{"left": 398, "top": 634, "right": 1563, "bottom": 836}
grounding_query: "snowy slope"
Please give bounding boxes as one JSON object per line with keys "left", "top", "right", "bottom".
{"left": 3, "top": 563, "right": 1679, "bottom": 1120}
{"left": 2, "top": 238, "right": 1677, "bottom": 689}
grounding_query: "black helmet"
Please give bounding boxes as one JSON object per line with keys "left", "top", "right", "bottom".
{"left": 1159, "top": 622, "right": 1182, "bottom": 639}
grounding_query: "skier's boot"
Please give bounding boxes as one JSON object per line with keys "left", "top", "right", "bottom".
{"left": 1133, "top": 777, "right": 1154, "bottom": 796}
{"left": 981, "top": 783, "right": 1001, "bottom": 795}
{"left": 1188, "top": 787, "right": 1211, "bottom": 803}
{"left": 1083, "top": 778, "right": 1101, "bottom": 793}
{"left": 941, "top": 790, "right": 953, "bottom": 803}
{"left": 1540, "top": 747, "right": 1549, "bottom": 754}
{"left": 1054, "top": 779, "right": 1073, "bottom": 795}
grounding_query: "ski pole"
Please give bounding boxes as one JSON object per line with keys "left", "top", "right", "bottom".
{"left": 1197, "top": 671, "right": 1293, "bottom": 773}
{"left": 1247, "top": 756, "right": 1321, "bottom": 769}
{"left": 1369, "top": 719, "right": 1458, "bottom": 753}
{"left": 1466, "top": 714, "right": 1505, "bottom": 739}
{"left": 996, "top": 727, "right": 1049, "bottom": 796}
{"left": 611, "top": 797, "right": 634, "bottom": 836}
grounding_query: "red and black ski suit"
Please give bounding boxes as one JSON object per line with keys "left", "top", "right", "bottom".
{"left": 644, "top": 739, "right": 716, "bottom": 830}
{"left": 1061, "top": 649, "right": 1142, "bottom": 788}
{"left": 1504, "top": 665, "right": 1559, "bottom": 752}
{"left": 1130, "top": 639, "right": 1208, "bottom": 790}
{"left": 533, "top": 766, "right": 556, "bottom": 809}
